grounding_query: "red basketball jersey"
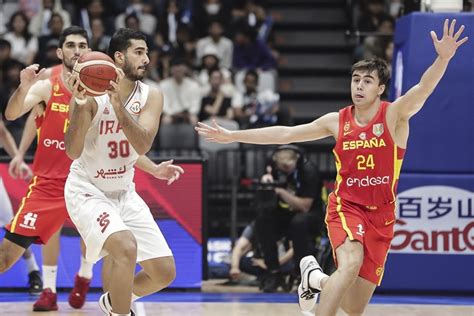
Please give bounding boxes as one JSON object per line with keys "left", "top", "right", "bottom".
{"left": 50, "top": 64, "right": 62, "bottom": 77}
{"left": 333, "top": 101, "right": 405, "bottom": 207}
{"left": 32, "top": 73, "right": 72, "bottom": 179}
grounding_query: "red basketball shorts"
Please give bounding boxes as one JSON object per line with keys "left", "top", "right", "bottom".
{"left": 325, "top": 193, "right": 396, "bottom": 285}
{"left": 5, "top": 176, "right": 68, "bottom": 244}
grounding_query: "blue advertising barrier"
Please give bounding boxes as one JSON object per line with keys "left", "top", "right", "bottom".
{"left": 390, "top": 13, "right": 474, "bottom": 173}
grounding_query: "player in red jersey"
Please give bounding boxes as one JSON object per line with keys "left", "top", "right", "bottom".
{"left": 1, "top": 26, "right": 94, "bottom": 312}
{"left": 196, "top": 19, "right": 467, "bottom": 316}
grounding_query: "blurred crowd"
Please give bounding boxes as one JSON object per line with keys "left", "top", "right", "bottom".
{"left": 0, "top": 0, "right": 472, "bottom": 152}
{"left": 0, "top": 0, "right": 286, "bottom": 153}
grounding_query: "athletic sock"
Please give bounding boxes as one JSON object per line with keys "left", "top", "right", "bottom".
{"left": 308, "top": 269, "right": 328, "bottom": 291}
{"left": 77, "top": 255, "right": 94, "bottom": 279}
{"left": 42, "top": 265, "right": 58, "bottom": 293}
{"left": 24, "top": 252, "right": 39, "bottom": 273}
{"left": 110, "top": 312, "right": 131, "bottom": 316}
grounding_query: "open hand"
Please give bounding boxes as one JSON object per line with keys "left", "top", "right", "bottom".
{"left": 150, "top": 159, "right": 184, "bottom": 185}
{"left": 8, "top": 156, "right": 33, "bottom": 180}
{"left": 431, "top": 19, "right": 468, "bottom": 60}
{"left": 20, "top": 64, "right": 46, "bottom": 88}
{"left": 195, "top": 120, "right": 234, "bottom": 144}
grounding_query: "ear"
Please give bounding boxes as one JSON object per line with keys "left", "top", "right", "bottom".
{"left": 378, "top": 84, "right": 386, "bottom": 96}
{"left": 114, "top": 51, "right": 124, "bottom": 65}
{"left": 56, "top": 48, "right": 63, "bottom": 60}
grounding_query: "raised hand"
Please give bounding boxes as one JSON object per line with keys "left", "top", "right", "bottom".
{"left": 20, "top": 64, "right": 46, "bottom": 88}
{"left": 66, "top": 72, "right": 87, "bottom": 103}
{"left": 195, "top": 120, "right": 234, "bottom": 144}
{"left": 431, "top": 19, "right": 468, "bottom": 60}
{"left": 107, "top": 68, "right": 124, "bottom": 108}
{"left": 149, "top": 159, "right": 184, "bottom": 185}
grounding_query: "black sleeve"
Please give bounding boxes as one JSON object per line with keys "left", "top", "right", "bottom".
{"left": 297, "top": 161, "right": 323, "bottom": 212}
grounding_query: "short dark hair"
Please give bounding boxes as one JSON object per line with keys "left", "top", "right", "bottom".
{"left": 244, "top": 69, "right": 259, "bottom": 83}
{"left": 351, "top": 58, "right": 390, "bottom": 86}
{"left": 108, "top": 28, "right": 147, "bottom": 60}
{"left": 0, "top": 39, "right": 11, "bottom": 50}
{"left": 58, "top": 26, "right": 89, "bottom": 48}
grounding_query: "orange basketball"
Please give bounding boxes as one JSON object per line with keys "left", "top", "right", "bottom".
{"left": 73, "top": 51, "right": 117, "bottom": 96}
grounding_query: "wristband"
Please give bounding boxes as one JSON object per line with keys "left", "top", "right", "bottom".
{"left": 75, "top": 97, "right": 87, "bottom": 105}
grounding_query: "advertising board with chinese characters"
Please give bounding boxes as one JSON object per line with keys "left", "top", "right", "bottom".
{"left": 380, "top": 174, "right": 474, "bottom": 292}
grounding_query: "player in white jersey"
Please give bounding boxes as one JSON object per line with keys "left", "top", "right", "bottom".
{"left": 64, "top": 28, "right": 182, "bottom": 315}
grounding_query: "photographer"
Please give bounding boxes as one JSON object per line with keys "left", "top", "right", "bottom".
{"left": 255, "top": 145, "right": 324, "bottom": 292}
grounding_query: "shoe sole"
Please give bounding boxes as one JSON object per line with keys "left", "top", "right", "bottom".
{"left": 32, "top": 306, "right": 58, "bottom": 311}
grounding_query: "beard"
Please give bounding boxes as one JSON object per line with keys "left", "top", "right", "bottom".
{"left": 123, "top": 57, "right": 145, "bottom": 81}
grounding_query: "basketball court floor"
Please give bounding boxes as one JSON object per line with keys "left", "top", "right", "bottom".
{"left": 1, "top": 291, "right": 473, "bottom": 315}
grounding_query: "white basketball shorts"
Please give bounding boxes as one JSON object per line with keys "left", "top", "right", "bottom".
{"left": 64, "top": 172, "right": 172, "bottom": 264}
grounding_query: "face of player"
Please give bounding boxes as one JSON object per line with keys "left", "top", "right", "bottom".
{"left": 57, "top": 34, "right": 89, "bottom": 72}
{"left": 351, "top": 70, "right": 385, "bottom": 107}
{"left": 123, "top": 39, "right": 149, "bottom": 81}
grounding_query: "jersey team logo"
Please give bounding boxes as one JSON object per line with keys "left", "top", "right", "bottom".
{"left": 53, "top": 83, "right": 63, "bottom": 96}
{"left": 359, "top": 132, "right": 366, "bottom": 140}
{"left": 20, "top": 212, "right": 38, "bottom": 230}
{"left": 344, "top": 121, "right": 350, "bottom": 132}
{"left": 103, "top": 107, "right": 110, "bottom": 115}
{"left": 373, "top": 123, "right": 384, "bottom": 137}
{"left": 97, "top": 212, "right": 111, "bottom": 233}
{"left": 129, "top": 101, "right": 141, "bottom": 115}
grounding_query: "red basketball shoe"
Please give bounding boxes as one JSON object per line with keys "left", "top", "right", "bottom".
{"left": 68, "top": 274, "right": 91, "bottom": 309}
{"left": 33, "top": 288, "right": 58, "bottom": 311}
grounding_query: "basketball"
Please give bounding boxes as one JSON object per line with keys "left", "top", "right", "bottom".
{"left": 72, "top": 51, "right": 117, "bottom": 96}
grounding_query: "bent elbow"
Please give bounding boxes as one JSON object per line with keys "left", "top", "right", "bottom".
{"left": 4, "top": 110, "right": 18, "bottom": 121}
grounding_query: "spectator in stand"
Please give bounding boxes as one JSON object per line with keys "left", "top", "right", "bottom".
{"left": 231, "top": 0, "right": 268, "bottom": 38}
{"left": 115, "top": 0, "right": 157, "bottom": 36}
{"left": 199, "top": 69, "right": 234, "bottom": 122}
{"left": 357, "top": 0, "right": 391, "bottom": 33}
{"left": 28, "top": 0, "right": 71, "bottom": 36}
{"left": 0, "top": 60, "right": 27, "bottom": 143}
{"left": 160, "top": 57, "right": 201, "bottom": 126}
{"left": 193, "top": 0, "right": 232, "bottom": 38}
{"left": 89, "top": 17, "right": 111, "bottom": 53}
{"left": 232, "top": 22, "right": 277, "bottom": 92}
{"left": 77, "top": 0, "right": 115, "bottom": 37}
{"left": 35, "top": 13, "right": 64, "bottom": 67}
{"left": 0, "top": 40, "right": 14, "bottom": 82}
{"left": 362, "top": 16, "right": 395, "bottom": 59}
{"left": 3, "top": 11, "right": 38, "bottom": 65}
{"left": 196, "top": 19, "right": 233, "bottom": 69}
{"left": 159, "top": 0, "right": 190, "bottom": 46}
{"left": 234, "top": 70, "right": 291, "bottom": 129}
{"left": 195, "top": 45, "right": 234, "bottom": 97}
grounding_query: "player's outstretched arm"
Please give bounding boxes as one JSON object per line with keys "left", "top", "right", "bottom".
{"left": 109, "top": 70, "right": 163, "bottom": 155}
{"left": 5, "top": 64, "right": 48, "bottom": 120}
{"left": 392, "top": 19, "right": 468, "bottom": 119}
{"left": 195, "top": 112, "right": 338, "bottom": 145}
{"left": 64, "top": 73, "right": 94, "bottom": 159}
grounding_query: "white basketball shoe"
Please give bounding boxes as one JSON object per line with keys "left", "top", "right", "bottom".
{"left": 298, "top": 255, "right": 323, "bottom": 312}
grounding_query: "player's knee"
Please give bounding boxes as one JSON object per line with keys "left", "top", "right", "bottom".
{"left": 108, "top": 232, "right": 137, "bottom": 263}
{"left": 149, "top": 257, "right": 176, "bottom": 289}
{"left": 338, "top": 255, "right": 363, "bottom": 279}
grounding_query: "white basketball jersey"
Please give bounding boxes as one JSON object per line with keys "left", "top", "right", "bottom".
{"left": 70, "top": 81, "right": 149, "bottom": 192}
